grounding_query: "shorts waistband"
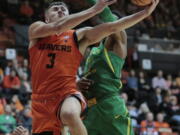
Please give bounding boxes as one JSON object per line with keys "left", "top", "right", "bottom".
{"left": 31, "top": 91, "right": 61, "bottom": 101}
{"left": 31, "top": 89, "right": 79, "bottom": 101}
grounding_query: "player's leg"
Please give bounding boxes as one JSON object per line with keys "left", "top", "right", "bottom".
{"left": 116, "top": 116, "right": 134, "bottom": 135}
{"left": 83, "top": 105, "right": 101, "bottom": 135}
{"left": 101, "top": 116, "right": 134, "bottom": 135}
{"left": 60, "top": 96, "right": 87, "bottom": 135}
{"left": 100, "top": 98, "right": 134, "bottom": 135}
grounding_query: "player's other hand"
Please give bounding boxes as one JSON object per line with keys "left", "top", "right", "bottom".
{"left": 145, "top": 0, "right": 159, "bottom": 16}
{"left": 12, "top": 126, "right": 29, "bottom": 135}
{"left": 77, "top": 77, "right": 93, "bottom": 91}
{"left": 94, "top": 0, "right": 117, "bottom": 13}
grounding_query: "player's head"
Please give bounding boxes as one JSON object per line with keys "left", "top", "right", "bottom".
{"left": 45, "top": 1, "right": 69, "bottom": 23}
{"left": 107, "top": 11, "right": 123, "bottom": 40}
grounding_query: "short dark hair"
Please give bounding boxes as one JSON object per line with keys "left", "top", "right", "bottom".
{"left": 46, "top": 1, "right": 68, "bottom": 11}
{"left": 112, "top": 10, "right": 123, "bottom": 19}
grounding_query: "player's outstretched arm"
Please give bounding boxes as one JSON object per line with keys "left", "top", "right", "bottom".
{"left": 77, "top": 0, "right": 159, "bottom": 54}
{"left": 29, "top": 0, "right": 117, "bottom": 40}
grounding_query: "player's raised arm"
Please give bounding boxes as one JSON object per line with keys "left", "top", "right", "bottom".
{"left": 29, "top": 0, "right": 117, "bottom": 40}
{"left": 77, "top": 0, "right": 159, "bottom": 54}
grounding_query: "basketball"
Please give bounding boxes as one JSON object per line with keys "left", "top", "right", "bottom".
{"left": 131, "top": 0, "right": 152, "bottom": 6}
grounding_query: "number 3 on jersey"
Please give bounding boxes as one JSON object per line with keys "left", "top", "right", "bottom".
{"left": 46, "top": 53, "right": 56, "bottom": 68}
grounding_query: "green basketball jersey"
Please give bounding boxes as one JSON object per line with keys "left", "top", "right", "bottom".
{"left": 83, "top": 43, "right": 125, "bottom": 99}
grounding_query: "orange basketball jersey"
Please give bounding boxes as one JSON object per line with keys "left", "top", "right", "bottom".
{"left": 29, "top": 30, "right": 82, "bottom": 94}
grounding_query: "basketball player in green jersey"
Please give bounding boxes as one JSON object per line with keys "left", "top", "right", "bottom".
{"left": 77, "top": 0, "right": 133, "bottom": 135}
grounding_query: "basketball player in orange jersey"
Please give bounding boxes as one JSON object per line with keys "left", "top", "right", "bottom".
{"left": 29, "top": 1, "right": 117, "bottom": 135}
{"left": 28, "top": 0, "right": 159, "bottom": 135}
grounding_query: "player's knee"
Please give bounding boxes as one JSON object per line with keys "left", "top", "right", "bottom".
{"left": 61, "top": 110, "right": 79, "bottom": 125}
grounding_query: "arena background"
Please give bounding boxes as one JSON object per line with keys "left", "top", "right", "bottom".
{"left": 0, "top": 0, "right": 179, "bottom": 135}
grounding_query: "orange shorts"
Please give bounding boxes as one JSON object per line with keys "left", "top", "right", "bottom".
{"left": 31, "top": 90, "right": 87, "bottom": 135}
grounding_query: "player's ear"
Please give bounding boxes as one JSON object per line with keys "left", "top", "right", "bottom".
{"left": 45, "top": 18, "right": 49, "bottom": 23}
{"left": 45, "top": 11, "right": 49, "bottom": 23}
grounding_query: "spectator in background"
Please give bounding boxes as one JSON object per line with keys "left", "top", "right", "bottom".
{"left": 19, "top": 72, "right": 31, "bottom": 105}
{"left": 18, "top": 108, "right": 32, "bottom": 131}
{"left": 0, "top": 97, "right": 6, "bottom": 115}
{"left": 4, "top": 60, "right": 13, "bottom": 75}
{"left": 0, "top": 25, "right": 15, "bottom": 44}
{"left": 31, "top": 1, "right": 43, "bottom": 21}
{"left": 13, "top": 59, "right": 30, "bottom": 80}
{"left": 127, "top": 69, "right": 138, "bottom": 102}
{"left": 11, "top": 95, "right": 24, "bottom": 113}
{"left": 3, "top": 69, "right": 20, "bottom": 90}
{"left": 7, "top": 0, "right": 20, "bottom": 18}
{"left": 127, "top": 69, "right": 138, "bottom": 90}
{"left": 140, "top": 112, "right": 158, "bottom": 135}
{"left": 155, "top": 87, "right": 163, "bottom": 105}
{"left": 0, "top": 29, "right": 9, "bottom": 42}
{"left": 170, "top": 80, "right": 180, "bottom": 98}
{"left": 138, "top": 71, "right": 150, "bottom": 91}
{"left": 166, "top": 44, "right": 175, "bottom": 52}
{"left": 165, "top": 74, "right": 173, "bottom": 90}
{"left": 120, "top": 92, "right": 128, "bottom": 104}
{"left": 155, "top": 112, "right": 172, "bottom": 135}
{"left": 3, "top": 69, "right": 20, "bottom": 102}
{"left": 127, "top": 44, "right": 139, "bottom": 68}
{"left": 127, "top": 104, "right": 138, "bottom": 128}
{"left": 159, "top": 94, "right": 173, "bottom": 118}
{"left": 121, "top": 69, "right": 129, "bottom": 86}
{"left": 147, "top": 87, "right": 162, "bottom": 114}
{"left": 152, "top": 70, "right": 167, "bottom": 90}
{"left": 137, "top": 71, "right": 150, "bottom": 105}
{"left": 0, "top": 104, "right": 16, "bottom": 134}
{"left": 170, "top": 96, "right": 180, "bottom": 125}
{"left": 22, "top": 59, "right": 30, "bottom": 78}
{"left": 20, "top": 1, "right": 34, "bottom": 17}
{"left": 20, "top": 0, "right": 34, "bottom": 24}
{"left": 2, "top": 16, "right": 16, "bottom": 28}
{"left": 154, "top": 44, "right": 163, "bottom": 52}
{"left": 2, "top": 26, "right": 15, "bottom": 44}
{"left": 121, "top": 93, "right": 139, "bottom": 127}
{"left": 20, "top": 73, "right": 31, "bottom": 93}
{"left": 175, "top": 71, "right": 180, "bottom": 87}
{"left": 0, "top": 67, "right": 3, "bottom": 84}
{"left": 137, "top": 103, "right": 150, "bottom": 124}
{"left": 25, "top": 100, "right": 31, "bottom": 110}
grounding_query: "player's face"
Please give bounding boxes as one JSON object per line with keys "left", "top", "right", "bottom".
{"left": 46, "top": 5, "right": 69, "bottom": 23}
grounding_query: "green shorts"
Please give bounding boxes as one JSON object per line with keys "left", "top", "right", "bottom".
{"left": 83, "top": 96, "right": 134, "bottom": 135}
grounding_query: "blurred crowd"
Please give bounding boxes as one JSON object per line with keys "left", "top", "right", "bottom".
{"left": 0, "top": 0, "right": 180, "bottom": 135}
{"left": 121, "top": 69, "right": 180, "bottom": 134}
{"left": 0, "top": 58, "right": 31, "bottom": 135}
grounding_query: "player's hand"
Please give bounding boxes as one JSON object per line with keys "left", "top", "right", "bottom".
{"left": 94, "top": 0, "right": 117, "bottom": 13}
{"left": 77, "top": 77, "right": 93, "bottom": 91}
{"left": 12, "top": 126, "right": 29, "bottom": 135}
{"left": 145, "top": 0, "right": 159, "bottom": 16}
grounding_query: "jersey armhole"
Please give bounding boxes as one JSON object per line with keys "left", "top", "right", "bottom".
{"left": 73, "top": 31, "right": 79, "bottom": 49}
